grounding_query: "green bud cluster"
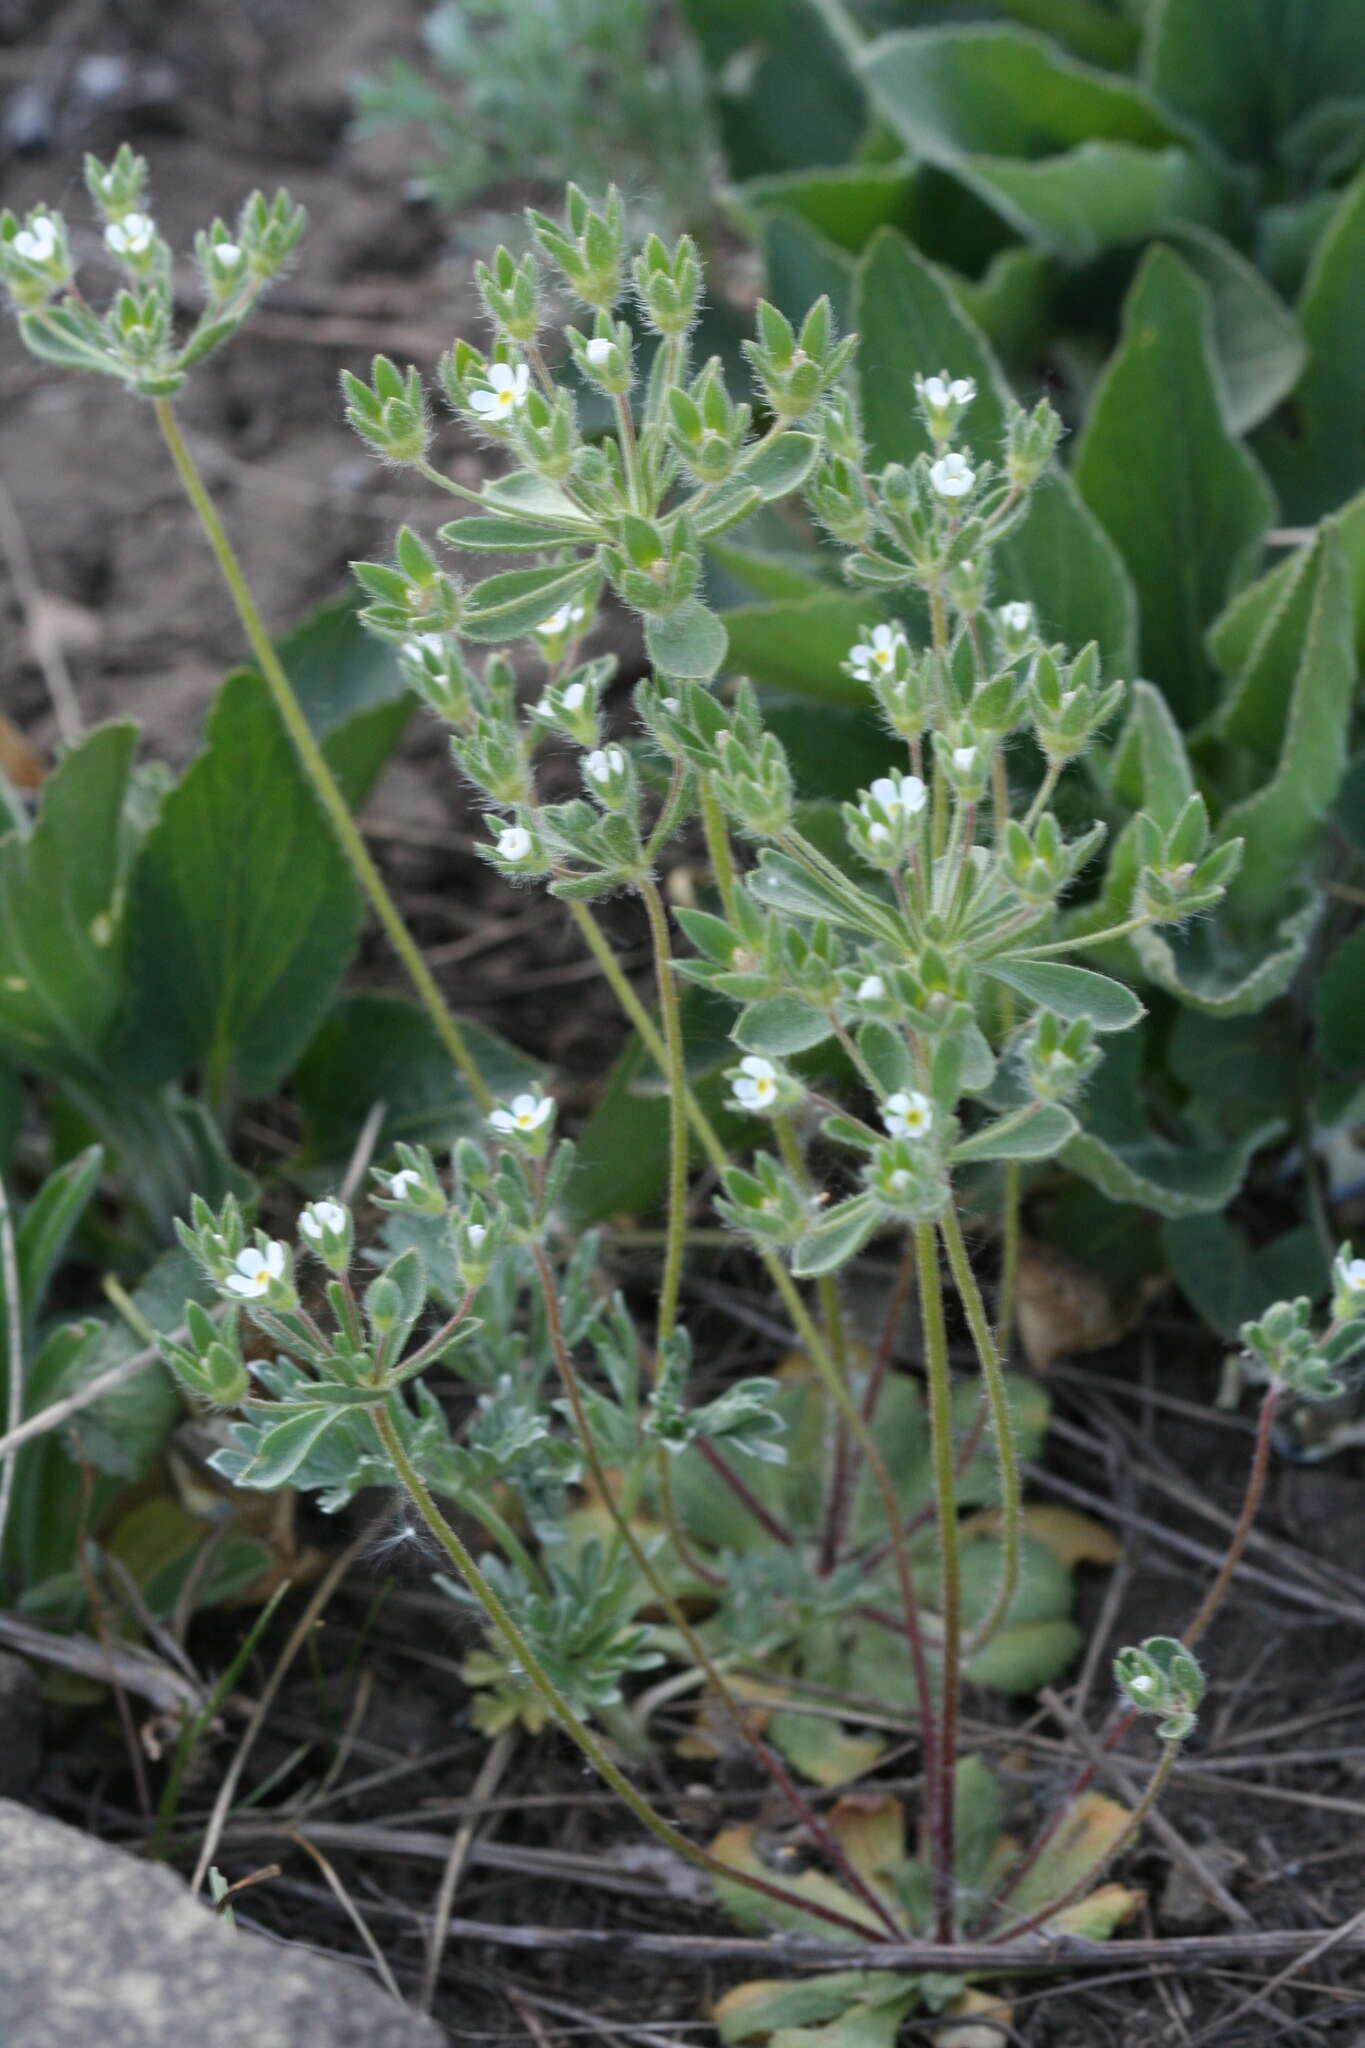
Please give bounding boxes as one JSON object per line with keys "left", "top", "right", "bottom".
{"left": 1114, "top": 1636, "right": 1204, "bottom": 1741}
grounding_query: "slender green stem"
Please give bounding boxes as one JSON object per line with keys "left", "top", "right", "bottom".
{"left": 152, "top": 400, "right": 493, "bottom": 1114}
{"left": 461, "top": 1488, "right": 549, "bottom": 1594}
{"left": 916, "top": 1219, "right": 960, "bottom": 1944}
{"left": 568, "top": 904, "right": 941, "bottom": 1907}
{"left": 371, "top": 1401, "right": 882, "bottom": 1938}
{"left": 940, "top": 1204, "right": 1021, "bottom": 1659}
{"left": 639, "top": 878, "right": 689, "bottom": 1346}
{"left": 1006, "top": 913, "right": 1153, "bottom": 960}
{"left": 614, "top": 391, "right": 645, "bottom": 512}
{"left": 987, "top": 1743, "right": 1179, "bottom": 1945}
{"left": 700, "top": 776, "right": 742, "bottom": 925}
{"left": 1021, "top": 760, "right": 1060, "bottom": 835}
{"left": 528, "top": 1246, "right": 904, "bottom": 1941}
{"left": 997, "top": 1161, "right": 1021, "bottom": 1359}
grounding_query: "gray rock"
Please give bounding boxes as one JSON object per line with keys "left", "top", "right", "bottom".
{"left": 0, "top": 1801, "right": 445, "bottom": 2047}
{"left": 0, "top": 1656, "right": 41, "bottom": 1799}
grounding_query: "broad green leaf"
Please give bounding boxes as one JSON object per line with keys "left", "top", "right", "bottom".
{"left": 764, "top": 698, "right": 904, "bottom": 805}
{"left": 858, "top": 1019, "right": 913, "bottom": 1097}
{"left": 985, "top": 960, "right": 1144, "bottom": 1030}
{"left": 680, "top": 0, "right": 867, "bottom": 182}
{"left": 119, "top": 669, "right": 363, "bottom": 1098}
{"left": 1256, "top": 167, "right": 1365, "bottom": 524}
{"left": 951, "top": 1102, "right": 1078, "bottom": 1163}
{"left": 1314, "top": 921, "right": 1365, "bottom": 1072}
{"left": 14, "top": 1145, "right": 103, "bottom": 1328}
{"left": 964, "top": 1616, "right": 1083, "bottom": 1692}
{"left": 1213, "top": 530, "right": 1331, "bottom": 758}
{"left": 750, "top": 852, "right": 895, "bottom": 939}
{"left": 1164, "top": 1214, "right": 1327, "bottom": 1341}
{"left": 645, "top": 598, "right": 728, "bottom": 682}
{"left": 1160, "top": 225, "right": 1306, "bottom": 435}
{"left": 736, "top": 997, "right": 833, "bottom": 1057}
{"left": 293, "top": 993, "right": 540, "bottom": 1167}
{"left": 0, "top": 722, "right": 138, "bottom": 1077}
{"left": 1062, "top": 1027, "right": 1281, "bottom": 1216}
{"left": 722, "top": 593, "right": 898, "bottom": 704}
{"left": 1218, "top": 529, "right": 1355, "bottom": 912}
{"left": 715, "top": 1972, "right": 920, "bottom": 2048}
{"left": 1146, "top": 0, "right": 1365, "bottom": 168}
{"left": 860, "top": 25, "right": 1214, "bottom": 260}
{"left": 856, "top": 229, "right": 1136, "bottom": 669}
{"left": 1073, "top": 245, "right": 1276, "bottom": 724}
{"left": 1132, "top": 884, "right": 1321, "bottom": 1016}
{"left": 1000, "top": 1790, "right": 1131, "bottom": 1914}
{"left": 478, "top": 471, "right": 595, "bottom": 528}
{"left": 569, "top": 988, "right": 741, "bottom": 1225}
{"left": 277, "top": 597, "right": 411, "bottom": 808}
{"left": 862, "top": 25, "right": 1183, "bottom": 161}
{"left": 1208, "top": 489, "right": 1365, "bottom": 692}
{"left": 1108, "top": 679, "right": 1194, "bottom": 820}
{"left": 996, "top": 0, "right": 1139, "bottom": 68}
{"left": 958, "top": 142, "right": 1218, "bottom": 262}
{"left": 461, "top": 560, "right": 598, "bottom": 642}
{"left": 737, "top": 162, "right": 925, "bottom": 254}
{"left": 760, "top": 213, "right": 854, "bottom": 334}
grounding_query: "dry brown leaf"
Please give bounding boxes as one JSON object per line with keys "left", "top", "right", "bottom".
{"left": 0, "top": 715, "right": 45, "bottom": 789}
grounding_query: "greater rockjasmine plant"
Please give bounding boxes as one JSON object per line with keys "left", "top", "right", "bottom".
{"left": 12, "top": 160, "right": 1365, "bottom": 2002}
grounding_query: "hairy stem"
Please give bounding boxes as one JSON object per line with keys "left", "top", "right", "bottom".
{"left": 987, "top": 1743, "right": 1179, "bottom": 1945}
{"left": 369, "top": 1401, "right": 884, "bottom": 1941}
{"left": 529, "top": 1245, "right": 904, "bottom": 1941}
{"left": 940, "top": 1204, "right": 1020, "bottom": 1658}
{"left": 639, "top": 877, "right": 689, "bottom": 1347}
{"left": 916, "top": 1219, "right": 961, "bottom": 1943}
{"left": 700, "top": 775, "right": 742, "bottom": 925}
{"left": 152, "top": 400, "right": 492, "bottom": 1113}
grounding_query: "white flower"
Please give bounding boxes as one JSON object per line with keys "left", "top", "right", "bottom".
{"left": 883, "top": 1091, "right": 933, "bottom": 1140}
{"left": 388, "top": 1168, "right": 426, "bottom": 1201}
{"left": 1128, "top": 1674, "right": 1157, "bottom": 1696}
{"left": 561, "top": 681, "right": 587, "bottom": 712}
{"left": 585, "top": 337, "right": 614, "bottom": 367}
{"left": 496, "top": 825, "right": 533, "bottom": 863}
{"left": 952, "top": 746, "right": 977, "bottom": 774}
{"left": 730, "top": 1055, "right": 779, "bottom": 1112}
{"left": 930, "top": 452, "right": 975, "bottom": 500}
{"left": 299, "top": 1199, "right": 347, "bottom": 1242}
{"left": 213, "top": 240, "right": 242, "bottom": 269}
{"left": 857, "top": 975, "right": 886, "bottom": 1002}
{"left": 921, "top": 373, "right": 975, "bottom": 410}
{"left": 466, "top": 1224, "right": 488, "bottom": 1250}
{"left": 888, "top": 1169, "right": 911, "bottom": 1192}
{"left": 999, "top": 601, "right": 1033, "bottom": 636}
{"left": 489, "top": 1091, "right": 555, "bottom": 1135}
{"left": 847, "top": 622, "right": 907, "bottom": 682}
{"left": 586, "top": 745, "right": 625, "bottom": 784}
{"left": 104, "top": 212, "right": 155, "bottom": 257}
{"left": 865, "top": 770, "right": 927, "bottom": 821}
{"left": 224, "top": 1241, "right": 287, "bottom": 1299}
{"left": 662, "top": 695, "right": 680, "bottom": 713}
{"left": 867, "top": 822, "right": 891, "bottom": 846}
{"left": 14, "top": 216, "right": 57, "bottom": 263}
{"left": 1335, "top": 1252, "right": 1365, "bottom": 1294}
{"left": 469, "top": 361, "right": 530, "bottom": 419}
{"left": 403, "top": 632, "right": 446, "bottom": 660}
{"left": 535, "top": 602, "right": 587, "bottom": 641}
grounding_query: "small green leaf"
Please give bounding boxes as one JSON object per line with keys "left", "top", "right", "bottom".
{"left": 15, "top": 1145, "right": 103, "bottom": 1328}
{"left": 985, "top": 960, "right": 1143, "bottom": 1031}
{"left": 857, "top": 1019, "right": 913, "bottom": 1097}
{"left": 1073, "top": 246, "right": 1277, "bottom": 725}
{"left": 740, "top": 431, "right": 820, "bottom": 499}
{"left": 951, "top": 1102, "right": 1078, "bottom": 1163}
{"left": 438, "top": 515, "right": 592, "bottom": 550}
{"left": 241, "top": 1406, "right": 344, "bottom": 1489}
{"left": 461, "top": 561, "right": 598, "bottom": 642}
{"left": 792, "top": 1195, "right": 880, "bottom": 1275}
{"left": 736, "top": 997, "right": 833, "bottom": 1057}
{"left": 644, "top": 597, "right": 729, "bottom": 681}
{"left": 119, "top": 670, "right": 363, "bottom": 1098}
{"left": 278, "top": 597, "right": 411, "bottom": 809}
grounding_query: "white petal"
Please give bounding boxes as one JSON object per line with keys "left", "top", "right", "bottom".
{"left": 740, "top": 1056, "right": 775, "bottom": 1080}
{"left": 468, "top": 389, "right": 500, "bottom": 416}
{"left": 489, "top": 1110, "right": 516, "bottom": 1132}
